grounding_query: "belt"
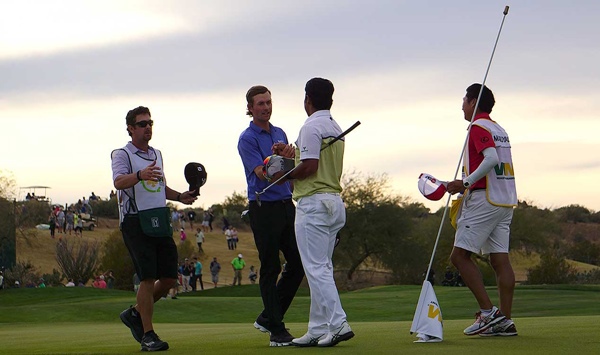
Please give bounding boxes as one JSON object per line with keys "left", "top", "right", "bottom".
{"left": 250, "top": 199, "right": 292, "bottom": 204}
{"left": 471, "top": 187, "right": 486, "bottom": 191}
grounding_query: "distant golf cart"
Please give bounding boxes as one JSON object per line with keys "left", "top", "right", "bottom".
{"left": 80, "top": 213, "right": 97, "bottom": 231}
{"left": 20, "top": 186, "right": 52, "bottom": 203}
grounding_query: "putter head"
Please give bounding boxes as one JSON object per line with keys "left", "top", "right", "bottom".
{"left": 255, "top": 191, "right": 262, "bottom": 207}
{"left": 241, "top": 209, "right": 250, "bottom": 223}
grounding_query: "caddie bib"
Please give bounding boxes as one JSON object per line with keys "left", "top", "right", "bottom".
{"left": 116, "top": 146, "right": 173, "bottom": 237}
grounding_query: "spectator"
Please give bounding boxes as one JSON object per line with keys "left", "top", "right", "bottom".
{"left": 201, "top": 211, "right": 210, "bottom": 233}
{"left": 225, "top": 226, "right": 233, "bottom": 250}
{"left": 192, "top": 257, "right": 204, "bottom": 291}
{"left": 171, "top": 209, "right": 180, "bottom": 229}
{"left": 222, "top": 216, "right": 230, "bottom": 232}
{"left": 0, "top": 271, "right": 4, "bottom": 290}
{"left": 93, "top": 275, "right": 107, "bottom": 288}
{"left": 442, "top": 267, "right": 455, "bottom": 286}
{"left": 105, "top": 270, "right": 115, "bottom": 289}
{"left": 38, "top": 278, "right": 46, "bottom": 288}
{"left": 187, "top": 210, "right": 196, "bottom": 229}
{"left": 210, "top": 257, "right": 221, "bottom": 288}
{"left": 195, "top": 228, "right": 205, "bottom": 253}
{"left": 249, "top": 266, "right": 257, "bottom": 284}
{"left": 110, "top": 190, "right": 117, "bottom": 199}
{"left": 14, "top": 280, "right": 20, "bottom": 288}
{"left": 231, "top": 254, "right": 246, "bottom": 286}
{"left": 208, "top": 209, "right": 214, "bottom": 232}
{"left": 179, "top": 211, "right": 186, "bottom": 230}
{"left": 179, "top": 228, "right": 187, "bottom": 244}
{"left": 66, "top": 210, "right": 74, "bottom": 235}
{"left": 57, "top": 208, "right": 65, "bottom": 234}
{"left": 181, "top": 259, "right": 193, "bottom": 292}
{"left": 231, "top": 227, "right": 239, "bottom": 250}
{"left": 74, "top": 214, "right": 83, "bottom": 237}
{"left": 48, "top": 212, "right": 56, "bottom": 238}
{"left": 90, "top": 192, "right": 99, "bottom": 201}
{"left": 65, "top": 278, "right": 75, "bottom": 287}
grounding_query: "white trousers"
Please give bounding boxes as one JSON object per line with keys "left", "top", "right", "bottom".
{"left": 182, "top": 275, "right": 191, "bottom": 292}
{"left": 295, "top": 193, "right": 347, "bottom": 334}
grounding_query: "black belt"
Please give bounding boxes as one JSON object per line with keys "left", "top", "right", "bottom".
{"left": 471, "top": 187, "right": 486, "bottom": 191}
{"left": 250, "top": 199, "right": 292, "bottom": 205}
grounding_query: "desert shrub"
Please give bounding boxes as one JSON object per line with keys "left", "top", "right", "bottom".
{"left": 554, "top": 204, "right": 592, "bottom": 224}
{"left": 4, "top": 260, "right": 41, "bottom": 287}
{"left": 177, "top": 238, "right": 198, "bottom": 261}
{"left": 526, "top": 251, "right": 577, "bottom": 284}
{"left": 42, "top": 268, "right": 64, "bottom": 287}
{"left": 565, "top": 236, "right": 600, "bottom": 265}
{"left": 55, "top": 239, "right": 100, "bottom": 285}
{"left": 574, "top": 268, "right": 600, "bottom": 284}
{"left": 99, "top": 229, "right": 135, "bottom": 291}
{"left": 90, "top": 198, "right": 118, "bottom": 218}
{"left": 17, "top": 200, "right": 52, "bottom": 227}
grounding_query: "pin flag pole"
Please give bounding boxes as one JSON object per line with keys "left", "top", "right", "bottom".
{"left": 424, "top": 5, "right": 510, "bottom": 283}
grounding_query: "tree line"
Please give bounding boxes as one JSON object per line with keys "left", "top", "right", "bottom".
{"left": 1, "top": 172, "right": 599, "bottom": 289}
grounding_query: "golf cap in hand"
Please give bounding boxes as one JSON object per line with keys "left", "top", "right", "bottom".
{"left": 184, "top": 162, "right": 207, "bottom": 197}
{"left": 418, "top": 173, "right": 447, "bottom": 201}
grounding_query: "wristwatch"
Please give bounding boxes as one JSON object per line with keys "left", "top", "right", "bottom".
{"left": 463, "top": 180, "right": 470, "bottom": 188}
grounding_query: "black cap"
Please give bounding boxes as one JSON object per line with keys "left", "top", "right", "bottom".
{"left": 184, "top": 163, "right": 207, "bottom": 197}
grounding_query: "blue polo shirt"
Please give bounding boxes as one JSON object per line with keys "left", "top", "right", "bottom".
{"left": 238, "top": 121, "right": 293, "bottom": 201}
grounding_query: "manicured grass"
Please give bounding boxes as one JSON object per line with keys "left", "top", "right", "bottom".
{"left": 0, "top": 317, "right": 598, "bottom": 354}
{"left": 2, "top": 284, "right": 600, "bottom": 324}
{"left": 1, "top": 284, "right": 600, "bottom": 353}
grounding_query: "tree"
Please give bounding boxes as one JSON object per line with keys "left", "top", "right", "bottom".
{"left": 510, "top": 202, "right": 560, "bottom": 253}
{"left": 555, "top": 204, "right": 592, "bottom": 224}
{"left": 526, "top": 251, "right": 577, "bottom": 284}
{"left": 336, "top": 172, "right": 424, "bottom": 283}
{"left": 0, "top": 169, "right": 17, "bottom": 200}
{"left": 220, "top": 190, "right": 248, "bottom": 228}
{"left": 55, "top": 239, "right": 100, "bottom": 285}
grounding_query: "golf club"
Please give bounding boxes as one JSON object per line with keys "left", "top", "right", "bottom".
{"left": 255, "top": 120, "right": 361, "bottom": 206}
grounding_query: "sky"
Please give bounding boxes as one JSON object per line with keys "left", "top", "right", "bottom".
{"left": 1, "top": 0, "right": 599, "bottom": 213}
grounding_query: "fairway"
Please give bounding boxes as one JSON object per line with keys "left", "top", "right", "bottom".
{"left": 1, "top": 285, "right": 599, "bottom": 354}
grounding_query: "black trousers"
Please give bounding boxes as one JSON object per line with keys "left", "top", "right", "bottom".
{"left": 249, "top": 199, "right": 304, "bottom": 333}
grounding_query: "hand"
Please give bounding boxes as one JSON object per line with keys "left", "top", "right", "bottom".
{"left": 447, "top": 180, "right": 466, "bottom": 195}
{"left": 179, "top": 190, "right": 198, "bottom": 205}
{"left": 272, "top": 143, "right": 295, "bottom": 158}
{"left": 140, "top": 160, "right": 163, "bottom": 181}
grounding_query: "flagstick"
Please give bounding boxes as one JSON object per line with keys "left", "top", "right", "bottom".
{"left": 423, "top": 5, "right": 510, "bottom": 284}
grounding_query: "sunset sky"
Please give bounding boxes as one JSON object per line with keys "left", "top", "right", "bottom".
{"left": 1, "top": 1, "right": 599, "bottom": 213}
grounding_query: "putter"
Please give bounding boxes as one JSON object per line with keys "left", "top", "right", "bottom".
{"left": 255, "top": 120, "right": 361, "bottom": 206}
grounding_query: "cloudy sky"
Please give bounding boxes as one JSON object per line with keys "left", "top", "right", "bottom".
{"left": 1, "top": 0, "right": 599, "bottom": 212}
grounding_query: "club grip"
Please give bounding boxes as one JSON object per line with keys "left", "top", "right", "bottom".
{"left": 503, "top": 6, "right": 509, "bottom": 15}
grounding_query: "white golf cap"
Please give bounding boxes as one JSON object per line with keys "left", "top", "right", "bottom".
{"left": 238, "top": 254, "right": 243, "bottom": 258}
{"left": 418, "top": 173, "right": 447, "bottom": 201}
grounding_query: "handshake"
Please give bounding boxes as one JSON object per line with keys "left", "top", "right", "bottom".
{"left": 262, "top": 155, "right": 295, "bottom": 182}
